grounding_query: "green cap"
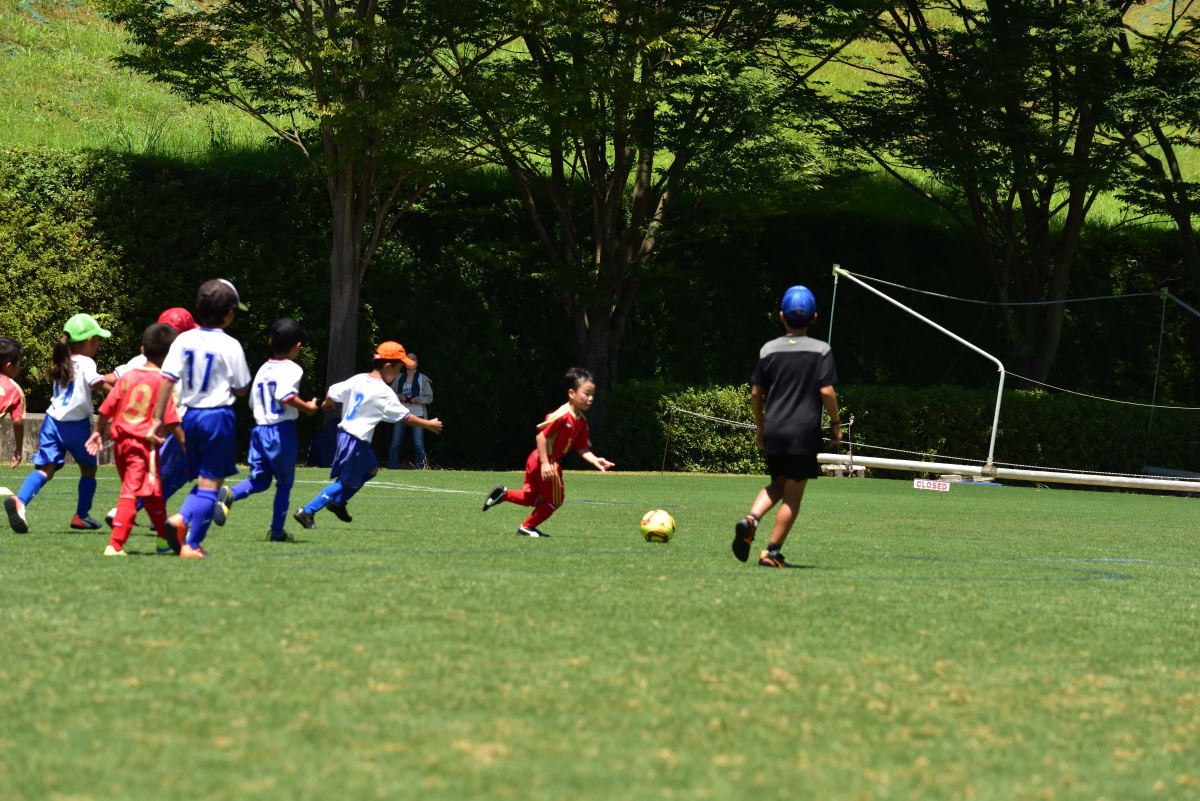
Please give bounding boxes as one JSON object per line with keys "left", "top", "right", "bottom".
{"left": 63, "top": 313, "right": 112, "bottom": 342}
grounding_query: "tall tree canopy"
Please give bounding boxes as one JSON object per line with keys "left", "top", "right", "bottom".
{"left": 821, "top": 0, "right": 1134, "bottom": 382}
{"left": 438, "top": 0, "right": 861, "bottom": 389}
{"left": 102, "top": 0, "right": 488, "bottom": 383}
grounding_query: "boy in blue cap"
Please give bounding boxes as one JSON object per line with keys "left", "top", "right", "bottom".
{"left": 731, "top": 285, "right": 842, "bottom": 568}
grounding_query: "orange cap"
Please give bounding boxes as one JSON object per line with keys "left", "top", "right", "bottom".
{"left": 373, "top": 341, "right": 415, "bottom": 366}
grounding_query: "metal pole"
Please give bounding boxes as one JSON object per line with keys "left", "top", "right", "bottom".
{"left": 660, "top": 406, "right": 676, "bottom": 474}
{"left": 827, "top": 263, "right": 841, "bottom": 347}
{"left": 833, "top": 266, "right": 1007, "bottom": 472}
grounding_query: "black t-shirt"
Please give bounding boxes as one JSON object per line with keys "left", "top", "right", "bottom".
{"left": 750, "top": 335, "right": 837, "bottom": 455}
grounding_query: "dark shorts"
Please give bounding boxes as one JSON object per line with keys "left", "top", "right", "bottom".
{"left": 765, "top": 452, "right": 820, "bottom": 481}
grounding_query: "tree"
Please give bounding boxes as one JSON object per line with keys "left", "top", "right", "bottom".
{"left": 436, "top": 0, "right": 853, "bottom": 390}
{"left": 1105, "top": 1, "right": 1200, "bottom": 279}
{"left": 819, "top": 0, "right": 1130, "bottom": 382}
{"left": 101, "top": 0, "right": 490, "bottom": 383}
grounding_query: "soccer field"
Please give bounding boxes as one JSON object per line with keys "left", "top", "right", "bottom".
{"left": 1, "top": 468, "right": 1197, "bottom": 801}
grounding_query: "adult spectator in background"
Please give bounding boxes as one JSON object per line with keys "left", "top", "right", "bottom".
{"left": 388, "top": 352, "right": 433, "bottom": 469}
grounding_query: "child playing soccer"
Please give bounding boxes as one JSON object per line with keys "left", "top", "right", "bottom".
{"left": 226, "top": 318, "right": 319, "bottom": 542}
{"left": 0, "top": 337, "right": 26, "bottom": 470}
{"left": 152, "top": 279, "right": 252, "bottom": 558}
{"left": 5, "top": 314, "right": 112, "bottom": 534}
{"left": 481, "top": 367, "right": 615, "bottom": 537}
{"left": 86, "top": 323, "right": 184, "bottom": 556}
{"left": 293, "top": 341, "right": 443, "bottom": 529}
{"left": 731, "top": 285, "right": 842, "bottom": 568}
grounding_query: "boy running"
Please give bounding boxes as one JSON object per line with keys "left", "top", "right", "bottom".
{"left": 732, "top": 285, "right": 842, "bottom": 568}
{"left": 86, "top": 323, "right": 184, "bottom": 556}
{"left": 152, "top": 279, "right": 252, "bottom": 558}
{"left": 227, "top": 318, "right": 319, "bottom": 542}
{"left": 481, "top": 367, "right": 615, "bottom": 537}
{"left": 293, "top": 341, "right": 443, "bottom": 529}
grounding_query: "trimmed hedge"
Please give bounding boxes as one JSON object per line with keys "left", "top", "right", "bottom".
{"left": 603, "top": 381, "right": 1200, "bottom": 477}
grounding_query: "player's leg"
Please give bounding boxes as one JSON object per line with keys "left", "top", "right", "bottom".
{"left": 107, "top": 495, "right": 138, "bottom": 553}
{"left": 518, "top": 464, "right": 561, "bottom": 537}
{"left": 732, "top": 468, "right": 785, "bottom": 562}
{"left": 231, "top": 428, "right": 273, "bottom": 502}
{"left": 7, "top": 418, "right": 67, "bottom": 532}
{"left": 179, "top": 408, "right": 237, "bottom": 556}
{"left": 267, "top": 423, "right": 298, "bottom": 539}
{"left": 502, "top": 451, "right": 542, "bottom": 507}
{"left": 758, "top": 478, "right": 807, "bottom": 567}
{"left": 73, "top": 463, "right": 101, "bottom": 529}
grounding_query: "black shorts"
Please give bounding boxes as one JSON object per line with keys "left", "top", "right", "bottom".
{"left": 765, "top": 452, "right": 820, "bottom": 481}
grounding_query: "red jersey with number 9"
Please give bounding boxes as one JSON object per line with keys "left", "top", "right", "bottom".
{"left": 99, "top": 366, "right": 181, "bottom": 439}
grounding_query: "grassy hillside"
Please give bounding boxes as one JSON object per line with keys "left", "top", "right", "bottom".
{"left": 0, "top": 0, "right": 266, "bottom": 154}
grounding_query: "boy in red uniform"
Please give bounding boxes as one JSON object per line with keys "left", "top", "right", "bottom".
{"left": 481, "top": 367, "right": 615, "bottom": 537}
{"left": 0, "top": 337, "right": 26, "bottom": 470}
{"left": 86, "top": 323, "right": 184, "bottom": 556}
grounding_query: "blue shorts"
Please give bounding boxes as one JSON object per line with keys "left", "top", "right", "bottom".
{"left": 247, "top": 421, "right": 297, "bottom": 487}
{"left": 329, "top": 429, "right": 378, "bottom": 489}
{"left": 182, "top": 406, "right": 238, "bottom": 480}
{"left": 158, "top": 433, "right": 187, "bottom": 488}
{"left": 33, "top": 417, "right": 96, "bottom": 469}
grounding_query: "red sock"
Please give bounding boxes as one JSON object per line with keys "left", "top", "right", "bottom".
{"left": 523, "top": 502, "right": 556, "bottom": 529}
{"left": 110, "top": 496, "right": 138, "bottom": 549}
{"left": 142, "top": 495, "right": 168, "bottom": 538}
{"left": 505, "top": 489, "right": 537, "bottom": 507}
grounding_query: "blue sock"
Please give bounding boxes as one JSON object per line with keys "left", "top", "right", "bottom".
{"left": 17, "top": 470, "right": 49, "bottom": 505}
{"left": 304, "top": 482, "right": 343, "bottom": 515}
{"left": 186, "top": 488, "right": 219, "bottom": 548}
{"left": 272, "top": 483, "right": 292, "bottom": 532}
{"left": 178, "top": 487, "right": 203, "bottom": 524}
{"left": 338, "top": 473, "right": 373, "bottom": 505}
{"left": 76, "top": 476, "right": 97, "bottom": 517}
{"left": 232, "top": 475, "right": 269, "bottom": 502}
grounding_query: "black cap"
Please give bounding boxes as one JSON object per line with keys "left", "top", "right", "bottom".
{"left": 269, "top": 318, "right": 308, "bottom": 352}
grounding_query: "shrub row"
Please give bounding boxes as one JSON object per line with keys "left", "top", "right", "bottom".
{"left": 603, "top": 382, "right": 1200, "bottom": 478}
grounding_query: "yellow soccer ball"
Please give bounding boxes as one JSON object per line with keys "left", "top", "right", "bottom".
{"left": 640, "top": 509, "right": 675, "bottom": 543}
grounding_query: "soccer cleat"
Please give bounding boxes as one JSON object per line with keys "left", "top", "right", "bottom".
{"left": 180, "top": 544, "right": 208, "bottom": 558}
{"left": 103, "top": 544, "right": 126, "bottom": 557}
{"left": 482, "top": 484, "right": 507, "bottom": 512}
{"left": 104, "top": 507, "right": 117, "bottom": 529}
{"left": 327, "top": 502, "right": 352, "bottom": 523}
{"left": 71, "top": 514, "right": 103, "bottom": 530}
{"left": 732, "top": 516, "right": 758, "bottom": 562}
{"left": 758, "top": 549, "right": 796, "bottom": 568}
{"left": 162, "top": 516, "right": 186, "bottom": 556}
{"left": 155, "top": 537, "right": 176, "bottom": 555}
{"left": 5, "top": 495, "right": 28, "bottom": 534}
{"left": 212, "top": 486, "right": 233, "bottom": 526}
{"left": 266, "top": 529, "right": 295, "bottom": 543}
{"left": 517, "top": 525, "right": 549, "bottom": 538}
{"left": 293, "top": 508, "right": 316, "bottom": 530}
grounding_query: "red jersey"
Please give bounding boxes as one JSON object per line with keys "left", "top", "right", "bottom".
{"left": 98, "top": 366, "right": 180, "bottom": 440}
{"left": 535, "top": 403, "right": 590, "bottom": 462}
{"left": 0, "top": 375, "right": 24, "bottom": 421}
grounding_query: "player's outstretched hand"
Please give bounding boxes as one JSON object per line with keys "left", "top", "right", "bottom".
{"left": 595, "top": 457, "right": 615, "bottom": 472}
{"left": 425, "top": 417, "right": 444, "bottom": 435}
{"left": 9, "top": 452, "right": 20, "bottom": 469}
{"left": 85, "top": 432, "right": 103, "bottom": 456}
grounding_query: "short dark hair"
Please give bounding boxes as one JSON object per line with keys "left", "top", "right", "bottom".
{"left": 564, "top": 367, "right": 594, "bottom": 391}
{"left": 141, "top": 323, "right": 177, "bottom": 364}
{"left": 268, "top": 318, "right": 307, "bottom": 355}
{"left": 195, "top": 279, "right": 239, "bottom": 327}
{"left": 0, "top": 337, "right": 22, "bottom": 367}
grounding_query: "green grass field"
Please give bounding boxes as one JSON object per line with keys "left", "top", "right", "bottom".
{"left": 1, "top": 468, "right": 1197, "bottom": 800}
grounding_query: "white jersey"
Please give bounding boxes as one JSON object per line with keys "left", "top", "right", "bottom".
{"left": 113, "top": 354, "right": 148, "bottom": 378}
{"left": 161, "top": 327, "right": 251, "bottom": 409}
{"left": 328, "top": 373, "right": 409, "bottom": 442}
{"left": 250, "top": 359, "right": 304, "bottom": 426}
{"left": 48, "top": 354, "right": 104, "bottom": 422}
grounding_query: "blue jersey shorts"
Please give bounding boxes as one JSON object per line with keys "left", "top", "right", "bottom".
{"left": 247, "top": 420, "right": 298, "bottom": 488}
{"left": 329, "top": 429, "right": 378, "bottom": 489}
{"left": 33, "top": 417, "right": 97, "bottom": 469}
{"left": 182, "top": 406, "right": 238, "bottom": 480}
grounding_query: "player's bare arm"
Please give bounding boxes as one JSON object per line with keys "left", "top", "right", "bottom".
{"left": 285, "top": 396, "right": 321, "bottom": 416}
{"left": 582, "top": 451, "right": 615, "bottom": 472}
{"left": 750, "top": 384, "right": 766, "bottom": 449}
{"left": 411, "top": 416, "right": 443, "bottom": 434}
{"left": 820, "top": 385, "right": 842, "bottom": 445}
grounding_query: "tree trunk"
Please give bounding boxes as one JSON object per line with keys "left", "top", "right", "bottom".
{"left": 325, "top": 175, "right": 363, "bottom": 387}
